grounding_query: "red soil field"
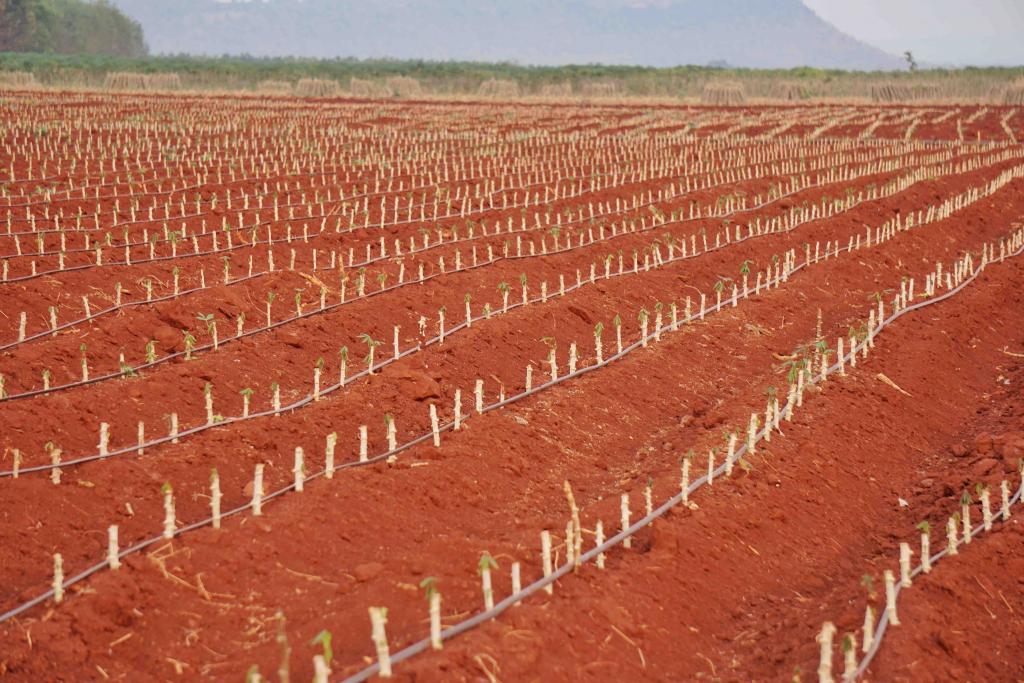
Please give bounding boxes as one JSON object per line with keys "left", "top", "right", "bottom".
{"left": 0, "top": 91, "right": 1022, "bottom": 682}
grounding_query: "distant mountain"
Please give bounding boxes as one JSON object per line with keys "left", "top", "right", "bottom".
{"left": 112, "top": 0, "right": 903, "bottom": 70}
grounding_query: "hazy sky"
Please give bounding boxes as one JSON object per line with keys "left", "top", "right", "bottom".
{"left": 803, "top": 0, "right": 1024, "bottom": 66}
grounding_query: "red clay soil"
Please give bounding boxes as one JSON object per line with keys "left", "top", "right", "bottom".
{"left": 393, "top": 251, "right": 1024, "bottom": 682}
{"left": 867, "top": 522, "right": 1024, "bottom": 682}
{"left": 0, "top": 93, "right": 1022, "bottom": 682}
{"left": 0, "top": 160, "right": 1018, "bottom": 623}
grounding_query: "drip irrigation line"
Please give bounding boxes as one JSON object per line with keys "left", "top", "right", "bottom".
{"left": 2, "top": 146, "right": 1006, "bottom": 400}
{"left": 1, "top": 141, "right": 986, "bottom": 286}
{"left": 0, "top": 170, "right": 936, "bottom": 469}
{"left": 2, "top": 173, "right": 1018, "bottom": 481}
{"left": 0, "top": 229, "right": 1018, "bottom": 637}
{"left": 851, "top": 489, "right": 1023, "bottom": 680}
{"left": 337, "top": 236, "right": 1024, "bottom": 683}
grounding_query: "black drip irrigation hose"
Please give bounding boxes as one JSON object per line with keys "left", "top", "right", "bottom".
{"left": 0, "top": 227, "right": 1018, "bottom": 645}
{"left": 336, "top": 235, "right": 1024, "bottom": 683}
{"left": 851, "top": 488, "right": 1023, "bottom": 680}
{"left": 4, "top": 157, "right": 1018, "bottom": 474}
{"left": 0, "top": 141, "right": 983, "bottom": 287}
{"left": 0, "top": 145, "right": 1002, "bottom": 402}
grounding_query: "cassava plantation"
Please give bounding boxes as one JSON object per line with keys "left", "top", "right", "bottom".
{"left": 0, "top": 81, "right": 1022, "bottom": 682}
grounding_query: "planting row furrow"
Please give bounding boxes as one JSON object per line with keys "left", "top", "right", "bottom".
{"left": 0, "top": 142, "right": 1010, "bottom": 406}
{"left": 2, "top": 155, "right": 1018, "bottom": 471}
{"left": 0, "top": 185, "right": 1011, "bottom": 651}
{"left": 2, "top": 215, "right": 1015, "bottom": 683}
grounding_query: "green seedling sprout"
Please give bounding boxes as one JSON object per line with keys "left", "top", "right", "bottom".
{"left": 420, "top": 576, "right": 438, "bottom": 600}
{"left": 359, "top": 333, "right": 382, "bottom": 372}
{"left": 860, "top": 573, "right": 876, "bottom": 600}
{"left": 182, "top": 330, "right": 196, "bottom": 360}
{"left": 310, "top": 630, "right": 333, "bottom": 665}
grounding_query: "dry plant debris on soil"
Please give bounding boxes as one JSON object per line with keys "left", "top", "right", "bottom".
{"left": 0, "top": 90, "right": 1022, "bottom": 681}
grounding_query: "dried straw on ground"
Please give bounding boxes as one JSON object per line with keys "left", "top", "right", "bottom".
{"left": 105, "top": 72, "right": 182, "bottom": 92}
{"left": 702, "top": 82, "right": 746, "bottom": 105}
{"left": 294, "top": 78, "right": 338, "bottom": 98}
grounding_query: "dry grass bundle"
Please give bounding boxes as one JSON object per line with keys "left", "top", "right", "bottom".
{"left": 870, "top": 82, "right": 939, "bottom": 103}
{"left": 0, "top": 71, "right": 38, "bottom": 89}
{"left": 256, "top": 80, "right": 294, "bottom": 95}
{"left": 770, "top": 81, "right": 810, "bottom": 101}
{"left": 104, "top": 72, "right": 182, "bottom": 92}
{"left": 701, "top": 82, "right": 746, "bottom": 106}
{"left": 539, "top": 82, "right": 573, "bottom": 98}
{"left": 349, "top": 77, "right": 391, "bottom": 98}
{"left": 1001, "top": 78, "right": 1024, "bottom": 105}
{"left": 478, "top": 78, "right": 520, "bottom": 98}
{"left": 295, "top": 78, "right": 339, "bottom": 98}
{"left": 385, "top": 76, "right": 423, "bottom": 98}
{"left": 580, "top": 81, "right": 619, "bottom": 98}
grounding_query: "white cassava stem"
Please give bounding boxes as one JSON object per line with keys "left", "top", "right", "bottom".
{"left": 842, "top": 634, "right": 858, "bottom": 680}
{"left": 252, "top": 464, "right": 265, "bottom": 516}
{"left": 49, "top": 447, "right": 60, "bottom": 484}
{"left": 797, "top": 367, "right": 805, "bottom": 407}
{"left": 162, "top": 485, "right": 175, "bottom": 539}
{"left": 884, "top": 570, "right": 899, "bottom": 626}
{"left": 481, "top": 566, "right": 494, "bottom": 611}
{"left": 359, "top": 425, "right": 368, "bottom": 462}
{"left": 747, "top": 412, "right": 758, "bottom": 454}
{"left": 862, "top": 606, "right": 874, "bottom": 653}
{"left": 920, "top": 530, "right": 931, "bottom": 573}
{"left": 312, "top": 655, "right": 331, "bottom": 683}
{"left": 563, "top": 480, "right": 583, "bottom": 568}
{"left": 620, "top": 493, "right": 631, "bottom": 549}
{"left": 429, "top": 404, "right": 440, "bottom": 447}
{"left": 429, "top": 592, "right": 442, "bottom": 650}
{"left": 324, "top": 433, "right": 337, "bottom": 479}
{"left": 98, "top": 422, "right": 109, "bottom": 457}
{"left": 211, "top": 470, "right": 222, "bottom": 529}
{"left": 386, "top": 416, "right": 397, "bottom": 452}
{"left": 595, "top": 520, "right": 605, "bottom": 569}
{"left": 204, "top": 385, "right": 214, "bottom": 425}
{"left": 726, "top": 433, "right": 737, "bottom": 475}
{"left": 899, "top": 542, "right": 913, "bottom": 587}
{"left": 541, "top": 531, "right": 553, "bottom": 595}
{"left": 946, "top": 517, "right": 958, "bottom": 555}
{"left": 52, "top": 554, "right": 64, "bottom": 604}
{"left": 454, "top": 390, "right": 463, "bottom": 430}
{"left": 293, "top": 447, "right": 304, "bottom": 492}
{"left": 369, "top": 607, "right": 392, "bottom": 678}
{"left": 817, "top": 621, "right": 836, "bottom": 683}
{"left": 681, "top": 457, "right": 690, "bottom": 504}
{"left": 107, "top": 525, "right": 121, "bottom": 570}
